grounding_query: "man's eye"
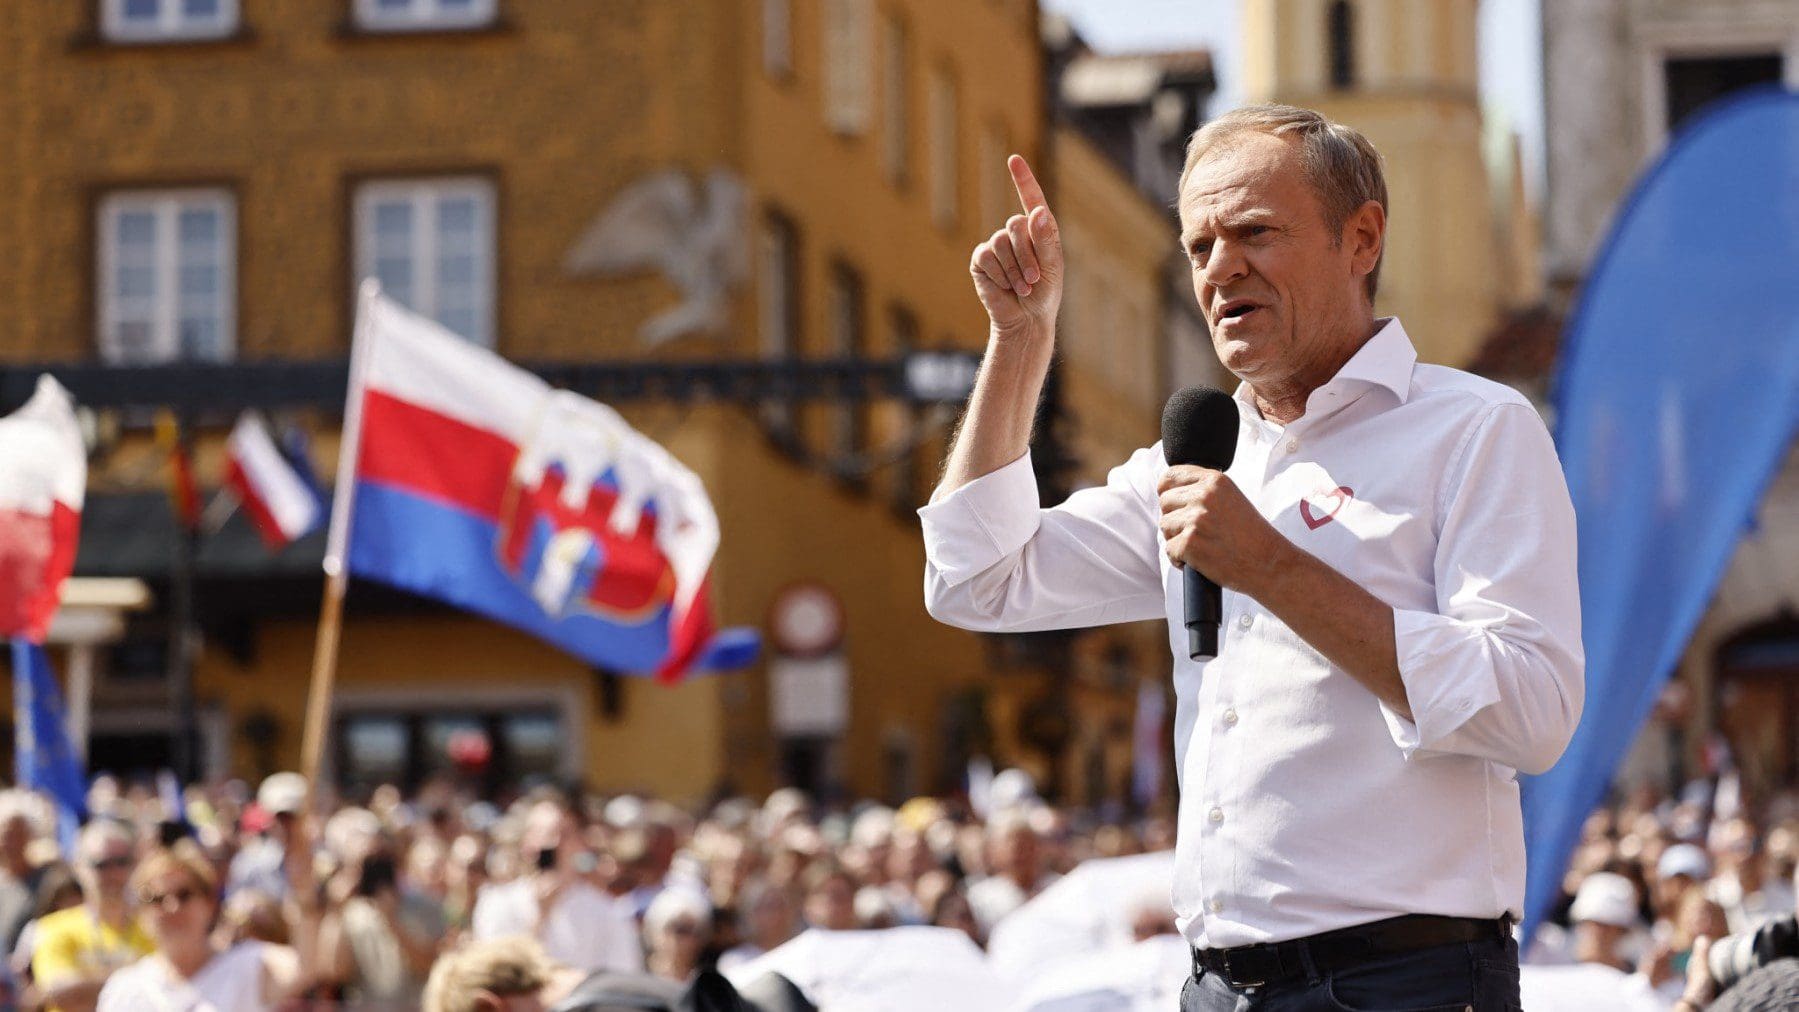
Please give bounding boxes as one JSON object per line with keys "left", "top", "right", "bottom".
{"left": 1247, "top": 226, "right": 1270, "bottom": 238}
{"left": 1190, "top": 243, "right": 1211, "bottom": 260}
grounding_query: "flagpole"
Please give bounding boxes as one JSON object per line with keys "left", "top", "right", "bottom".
{"left": 299, "top": 281, "right": 380, "bottom": 802}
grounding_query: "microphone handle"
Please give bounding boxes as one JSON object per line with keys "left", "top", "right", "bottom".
{"left": 1184, "top": 567, "right": 1222, "bottom": 660}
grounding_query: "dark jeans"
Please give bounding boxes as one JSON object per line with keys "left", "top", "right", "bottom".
{"left": 1179, "top": 936, "right": 1522, "bottom": 1012}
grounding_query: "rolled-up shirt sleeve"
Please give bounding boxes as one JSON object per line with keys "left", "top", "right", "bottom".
{"left": 920, "top": 446, "right": 1166, "bottom": 632}
{"left": 1379, "top": 401, "right": 1585, "bottom": 775}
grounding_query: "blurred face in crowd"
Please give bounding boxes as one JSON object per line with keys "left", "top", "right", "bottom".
{"left": 0, "top": 814, "right": 32, "bottom": 868}
{"left": 990, "top": 824, "right": 1042, "bottom": 884}
{"left": 520, "top": 803, "right": 580, "bottom": 871}
{"left": 1179, "top": 131, "right": 1383, "bottom": 395}
{"left": 1573, "top": 921, "right": 1632, "bottom": 972}
{"left": 140, "top": 866, "right": 216, "bottom": 948}
{"left": 743, "top": 886, "right": 798, "bottom": 950}
{"left": 886, "top": 830, "right": 934, "bottom": 885}
{"left": 647, "top": 911, "right": 707, "bottom": 977}
{"left": 803, "top": 870, "right": 857, "bottom": 931}
{"left": 80, "top": 834, "right": 136, "bottom": 906}
{"left": 1674, "top": 894, "right": 1728, "bottom": 949}
{"left": 930, "top": 888, "right": 980, "bottom": 946}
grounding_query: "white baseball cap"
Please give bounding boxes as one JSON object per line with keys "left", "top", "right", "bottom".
{"left": 1656, "top": 843, "right": 1712, "bottom": 882}
{"left": 1570, "top": 872, "right": 1639, "bottom": 928}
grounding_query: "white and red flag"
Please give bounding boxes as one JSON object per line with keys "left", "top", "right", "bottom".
{"left": 0, "top": 377, "right": 85, "bottom": 642}
{"left": 331, "top": 285, "right": 757, "bottom": 682}
{"left": 225, "top": 412, "right": 323, "bottom": 550}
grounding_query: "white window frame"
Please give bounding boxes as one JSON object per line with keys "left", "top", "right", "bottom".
{"left": 101, "top": 0, "right": 239, "bottom": 43}
{"left": 96, "top": 188, "right": 236, "bottom": 365}
{"left": 353, "top": 176, "right": 497, "bottom": 346}
{"left": 353, "top": 0, "right": 498, "bottom": 33}
{"left": 823, "top": 0, "right": 874, "bottom": 136}
{"left": 928, "top": 65, "right": 960, "bottom": 231}
{"left": 1634, "top": 19, "right": 1799, "bottom": 157}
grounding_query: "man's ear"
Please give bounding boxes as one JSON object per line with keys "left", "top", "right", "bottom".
{"left": 1345, "top": 198, "right": 1384, "bottom": 279}
{"left": 472, "top": 991, "right": 507, "bottom": 1012}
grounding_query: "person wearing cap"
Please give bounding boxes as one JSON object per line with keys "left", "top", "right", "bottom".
{"left": 1571, "top": 871, "right": 1644, "bottom": 972}
{"left": 31, "top": 820, "right": 152, "bottom": 1012}
{"left": 1519, "top": 873, "right": 1667, "bottom": 1012}
{"left": 1657, "top": 843, "right": 1715, "bottom": 938}
{"left": 228, "top": 772, "right": 309, "bottom": 900}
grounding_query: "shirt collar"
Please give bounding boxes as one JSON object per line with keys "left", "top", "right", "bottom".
{"left": 1231, "top": 317, "right": 1418, "bottom": 420}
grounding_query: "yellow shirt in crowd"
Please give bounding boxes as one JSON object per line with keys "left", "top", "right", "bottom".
{"left": 30, "top": 906, "right": 153, "bottom": 1009}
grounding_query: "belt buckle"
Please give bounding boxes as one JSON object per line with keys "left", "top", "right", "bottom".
{"left": 1222, "top": 947, "right": 1268, "bottom": 989}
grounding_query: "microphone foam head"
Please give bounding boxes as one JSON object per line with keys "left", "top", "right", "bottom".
{"left": 1160, "top": 386, "right": 1239, "bottom": 470}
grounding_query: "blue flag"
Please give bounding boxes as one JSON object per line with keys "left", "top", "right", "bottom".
{"left": 1524, "top": 89, "right": 1799, "bottom": 938}
{"left": 10, "top": 641, "right": 87, "bottom": 854}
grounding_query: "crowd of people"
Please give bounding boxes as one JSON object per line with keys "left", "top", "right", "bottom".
{"left": 0, "top": 767, "right": 1793, "bottom": 1010}
{"left": 0, "top": 768, "right": 1173, "bottom": 1010}
{"left": 1523, "top": 778, "right": 1799, "bottom": 1010}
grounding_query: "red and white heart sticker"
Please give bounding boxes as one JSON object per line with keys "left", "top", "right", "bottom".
{"left": 1300, "top": 486, "right": 1354, "bottom": 530}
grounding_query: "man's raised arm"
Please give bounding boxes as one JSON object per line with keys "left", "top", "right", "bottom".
{"left": 921, "top": 156, "right": 1165, "bottom": 634}
{"left": 934, "top": 155, "right": 1063, "bottom": 497}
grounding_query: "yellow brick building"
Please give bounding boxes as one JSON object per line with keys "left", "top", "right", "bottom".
{"left": 2, "top": 1, "right": 1189, "bottom": 807}
{"left": 1240, "top": 0, "right": 1529, "bottom": 367}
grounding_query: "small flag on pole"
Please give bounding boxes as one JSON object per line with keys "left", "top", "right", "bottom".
{"left": 155, "top": 411, "right": 203, "bottom": 532}
{"left": 225, "top": 412, "right": 324, "bottom": 551}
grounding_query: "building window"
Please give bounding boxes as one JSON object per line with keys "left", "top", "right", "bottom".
{"left": 823, "top": 0, "right": 874, "bottom": 135}
{"left": 1664, "top": 54, "right": 1784, "bottom": 134}
{"left": 1327, "top": 0, "right": 1355, "bottom": 90}
{"left": 758, "top": 210, "right": 801, "bottom": 435}
{"left": 352, "top": 0, "right": 497, "bottom": 33}
{"left": 828, "top": 261, "right": 867, "bottom": 461}
{"left": 336, "top": 708, "right": 563, "bottom": 794}
{"left": 354, "top": 177, "right": 496, "bottom": 346}
{"left": 881, "top": 12, "right": 910, "bottom": 186}
{"left": 97, "top": 189, "right": 235, "bottom": 364}
{"left": 763, "top": 0, "right": 792, "bottom": 78}
{"left": 100, "top": 0, "right": 239, "bottom": 43}
{"left": 928, "top": 65, "right": 960, "bottom": 231}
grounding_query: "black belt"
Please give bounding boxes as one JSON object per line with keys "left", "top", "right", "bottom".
{"left": 1193, "top": 914, "right": 1513, "bottom": 989}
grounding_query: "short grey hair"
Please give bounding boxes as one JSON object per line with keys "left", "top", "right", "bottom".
{"left": 1179, "top": 103, "right": 1389, "bottom": 300}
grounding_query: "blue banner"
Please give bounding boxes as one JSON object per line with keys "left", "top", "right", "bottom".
{"left": 1524, "top": 89, "right": 1799, "bottom": 936}
{"left": 10, "top": 641, "right": 87, "bottom": 854}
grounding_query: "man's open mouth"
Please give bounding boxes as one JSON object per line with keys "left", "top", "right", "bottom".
{"left": 1218, "top": 301, "right": 1260, "bottom": 322}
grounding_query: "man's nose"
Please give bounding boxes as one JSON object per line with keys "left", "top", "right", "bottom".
{"left": 1201, "top": 238, "right": 1249, "bottom": 289}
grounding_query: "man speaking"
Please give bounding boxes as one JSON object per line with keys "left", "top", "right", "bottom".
{"left": 920, "top": 104, "right": 1583, "bottom": 1009}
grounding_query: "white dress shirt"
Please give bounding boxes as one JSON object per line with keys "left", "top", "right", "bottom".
{"left": 920, "top": 319, "right": 1584, "bottom": 949}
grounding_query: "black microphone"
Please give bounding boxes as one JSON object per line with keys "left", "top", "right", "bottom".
{"left": 1161, "top": 386, "right": 1240, "bottom": 660}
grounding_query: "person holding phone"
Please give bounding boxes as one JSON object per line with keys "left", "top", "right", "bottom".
{"left": 470, "top": 800, "right": 643, "bottom": 974}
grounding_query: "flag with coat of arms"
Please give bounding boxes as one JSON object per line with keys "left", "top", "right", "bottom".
{"left": 330, "top": 284, "right": 758, "bottom": 682}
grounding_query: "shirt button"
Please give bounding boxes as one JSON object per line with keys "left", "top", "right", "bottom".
{"left": 1207, "top": 898, "right": 1224, "bottom": 914}
{"left": 1237, "top": 613, "right": 1253, "bottom": 630}
{"left": 1208, "top": 806, "right": 1224, "bottom": 824}
{"left": 1285, "top": 440, "right": 1298, "bottom": 453}
{"left": 1222, "top": 708, "right": 1239, "bottom": 727}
